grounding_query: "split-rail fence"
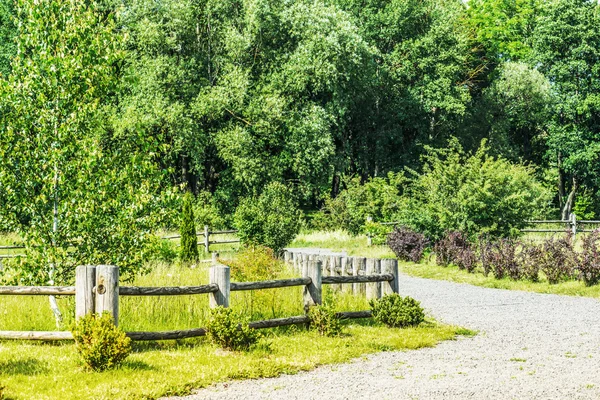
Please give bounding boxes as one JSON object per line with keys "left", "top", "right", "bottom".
{"left": 0, "top": 253, "right": 398, "bottom": 341}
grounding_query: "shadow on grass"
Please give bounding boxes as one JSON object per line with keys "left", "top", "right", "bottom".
{"left": 0, "top": 358, "right": 49, "bottom": 376}
{"left": 120, "top": 359, "right": 157, "bottom": 371}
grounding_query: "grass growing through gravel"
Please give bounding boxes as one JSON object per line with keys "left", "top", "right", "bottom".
{"left": 290, "top": 230, "right": 600, "bottom": 299}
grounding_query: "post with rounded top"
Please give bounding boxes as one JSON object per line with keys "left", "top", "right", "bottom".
{"left": 381, "top": 258, "right": 399, "bottom": 295}
{"left": 95, "top": 265, "right": 119, "bottom": 325}
{"left": 209, "top": 264, "right": 230, "bottom": 308}
{"left": 75, "top": 265, "right": 96, "bottom": 319}
{"left": 303, "top": 259, "right": 322, "bottom": 313}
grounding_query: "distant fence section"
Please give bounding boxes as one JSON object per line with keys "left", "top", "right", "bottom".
{"left": 0, "top": 255, "right": 398, "bottom": 341}
{"left": 521, "top": 213, "right": 600, "bottom": 237}
{"left": 162, "top": 225, "right": 240, "bottom": 252}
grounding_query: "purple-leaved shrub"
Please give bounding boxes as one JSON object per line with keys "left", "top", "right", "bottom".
{"left": 387, "top": 226, "right": 429, "bottom": 263}
{"left": 578, "top": 230, "right": 600, "bottom": 286}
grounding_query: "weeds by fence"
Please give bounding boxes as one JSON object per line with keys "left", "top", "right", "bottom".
{"left": 0, "top": 255, "right": 398, "bottom": 341}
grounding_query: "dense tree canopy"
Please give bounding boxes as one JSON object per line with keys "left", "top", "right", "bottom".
{"left": 1, "top": 0, "right": 600, "bottom": 265}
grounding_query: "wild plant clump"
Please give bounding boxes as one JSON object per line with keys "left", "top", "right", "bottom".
{"left": 537, "top": 234, "right": 577, "bottom": 284}
{"left": 387, "top": 226, "right": 429, "bottom": 263}
{"left": 71, "top": 313, "right": 131, "bottom": 372}
{"left": 578, "top": 231, "right": 600, "bottom": 286}
{"left": 227, "top": 245, "right": 283, "bottom": 281}
{"left": 434, "top": 231, "right": 476, "bottom": 272}
{"left": 308, "top": 304, "right": 343, "bottom": 337}
{"left": 370, "top": 294, "right": 425, "bottom": 328}
{"left": 484, "top": 239, "right": 520, "bottom": 280}
{"left": 518, "top": 242, "right": 541, "bottom": 282}
{"left": 205, "top": 307, "right": 260, "bottom": 351}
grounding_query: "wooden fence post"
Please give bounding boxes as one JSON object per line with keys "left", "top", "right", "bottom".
{"left": 571, "top": 213, "right": 577, "bottom": 239}
{"left": 341, "top": 257, "right": 352, "bottom": 294}
{"left": 204, "top": 225, "right": 210, "bottom": 252}
{"left": 303, "top": 259, "right": 322, "bottom": 313}
{"left": 352, "top": 257, "right": 366, "bottom": 295}
{"left": 381, "top": 258, "right": 399, "bottom": 295}
{"left": 95, "top": 265, "right": 119, "bottom": 325}
{"left": 75, "top": 265, "right": 96, "bottom": 319}
{"left": 284, "top": 250, "right": 291, "bottom": 264}
{"left": 209, "top": 264, "right": 230, "bottom": 308}
{"left": 366, "top": 258, "right": 381, "bottom": 300}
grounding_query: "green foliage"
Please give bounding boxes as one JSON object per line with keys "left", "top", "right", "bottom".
{"left": 370, "top": 294, "right": 425, "bottom": 328}
{"left": 234, "top": 182, "right": 301, "bottom": 252}
{"left": 0, "top": 0, "right": 170, "bottom": 284}
{"left": 142, "top": 235, "right": 177, "bottom": 264}
{"left": 194, "top": 191, "right": 226, "bottom": 230}
{"left": 400, "top": 139, "right": 552, "bottom": 240}
{"left": 205, "top": 307, "right": 260, "bottom": 351}
{"left": 227, "top": 246, "right": 283, "bottom": 282}
{"left": 317, "top": 173, "right": 406, "bottom": 235}
{"left": 71, "top": 313, "right": 131, "bottom": 372}
{"left": 180, "top": 192, "right": 199, "bottom": 263}
{"left": 573, "top": 189, "right": 597, "bottom": 220}
{"left": 0, "top": 0, "right": 16, "bottom": 77}
{"left": 308, "top": 303, "right": 343, "bottom": 337}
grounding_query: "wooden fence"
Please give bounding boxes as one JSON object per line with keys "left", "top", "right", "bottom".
{"left": 162, "top": 225, "right": 239, "bottom": 252}
{"left": 0, "top": 258, "right": 398, "bottom": 341}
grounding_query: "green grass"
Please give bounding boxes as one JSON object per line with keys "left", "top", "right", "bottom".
{"left": 0, "top": 322, "right": 467, "bottom": 400}
{"left": 0, "top": 240, "right": 470, "bottom": 400}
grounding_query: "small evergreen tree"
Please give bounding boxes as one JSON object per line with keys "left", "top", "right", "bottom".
{"left": 180, "top": 192, "right": 199, "bottom": 262}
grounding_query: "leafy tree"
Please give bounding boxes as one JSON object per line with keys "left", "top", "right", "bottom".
{"left": 0, "top": 0, "right": 16, "bottom": 77}
{"left": 234, "top": 182, "right": 301, "bottom": 252}
{"left": 0, "top": 0, "right": 168, "bottom": 285}
{"left": 180, "top": 192, "right": 199, "bottom": 263}
{"left": 399, "top": 138, "right": 552, "bottom": 240}
{"left": 530, "top": 0, "right": 600, "bottom": 218}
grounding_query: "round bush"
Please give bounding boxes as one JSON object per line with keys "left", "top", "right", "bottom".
{"left": 370, "top": 294, "right": 425, "bottom": 328}
{"left": 234, "top": 182, "right": 301, "bottom": 252}
{"left": 205, "top": 307, "right": 260, "bottom": 351}
{"left": 71, "top": 313, "right": 131, "bottom": 371}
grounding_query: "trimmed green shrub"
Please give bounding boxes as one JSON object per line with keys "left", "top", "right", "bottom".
{"left": 387, "top": 226, "right": 429, "bottom": 263}
{"left": 205, "top": 307, "right": 260, "bottom": 351}
{"left": 180, "top": 192, "right": 199, "bottom": 263}
{"left": 71, "top": 313, "right": 131, "bottom": 372}
{"left": 370, "top": 294, "right": 425, "bottom": 328}
{"left": 308, "top": 304, "right": 343, "bottom": 337}
{"left": 234, "top": 182, "right": 301, "bottom": 252}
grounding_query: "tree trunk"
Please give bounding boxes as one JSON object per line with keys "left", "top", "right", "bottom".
{"left": 561, "top": 176, "right": 577, "bottom": 221}
{"left": 557, "top": 152, "right": 565, "bottom": 209}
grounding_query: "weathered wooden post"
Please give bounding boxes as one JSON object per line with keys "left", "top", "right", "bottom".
{"left": 341, "top": 257, "right": 352, "bottom": 294}
{"left": 75, "top": 265, "right": 96, "bottom": 319}
{"left": 366, "top": 258, "right": 381, "bottom": 300}
{"left": 570, "top": 213, "right": 577, "bottom": 239}
{"left": 352, "top": 256, "right": 366, "bottom": 295}
{"left": 95, "top": 265, "right": 119, "bottom": 325}
{"left": 284, "top": 250, "right": 291, "bottom": 264}
{"left": 331, "top": 255, "right": 341, "bottom": 291}
{"left": 302, "top": 253, "right": 309, "bottom": 278}
{"left": 204, "top": 225, "right": 210, "bottom": 253}
{"left": 303, "top": 259, "right": 322, "bottom": 313}
{"left": 380, "top": 258, "right": 399, "bottom": 295}
{"left": 209, "top": 264, "right": 230, "bottom": 308}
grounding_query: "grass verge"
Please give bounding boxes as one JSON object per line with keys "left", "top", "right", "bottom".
{"left": 0, "top": 322, "right": 468, "bottom": 400}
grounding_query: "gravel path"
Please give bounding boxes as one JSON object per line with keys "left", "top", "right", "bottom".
{"left": 167, "top": 274, "right": 600, "bottom": 399}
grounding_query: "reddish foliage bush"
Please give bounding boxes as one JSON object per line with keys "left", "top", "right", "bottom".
{"left": 578, "top": 230, "right": 600, "bottom": 286}
{"left": 485, "top": 239, "right": 520, "bottom": 280}
{"left": 536, "top": 234, "right": 577, "bottom": 284}
{"left": 518, "top": 242, "right": 542, "bottom": 282}
{"left": 387, "top": 226, "right": 429, "bottom": 263}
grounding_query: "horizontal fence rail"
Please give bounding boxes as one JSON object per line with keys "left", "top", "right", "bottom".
{"left": 0, "top": 256, "right": 398, "bottom": 341}
{"left": 161, "top": 225, "right": 240, "bottom": 252}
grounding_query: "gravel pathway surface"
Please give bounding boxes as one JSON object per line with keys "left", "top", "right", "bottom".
{"left": 166, "top": 274, "right": 600, "bottom": 400}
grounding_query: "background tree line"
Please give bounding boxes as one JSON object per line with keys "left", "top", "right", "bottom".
{"left": 1, "top": 0, "right": 599, "bottom": 282}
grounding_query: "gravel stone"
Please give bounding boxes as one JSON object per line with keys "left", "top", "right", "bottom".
{"left": 165, "top": 274, "right": 600, "bottom": 400}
